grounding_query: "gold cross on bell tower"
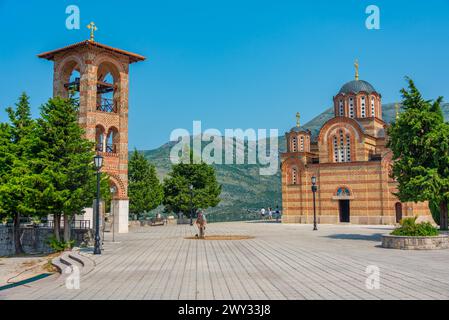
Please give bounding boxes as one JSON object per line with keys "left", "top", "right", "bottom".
{"left": 87, "top": 22, "right": 98, "bottom": 42}
{"left": 296, "top": 112, "right": 301, "bottom": 128}
{"left": 354, "top": 59, "right": 359, "bottom": 81}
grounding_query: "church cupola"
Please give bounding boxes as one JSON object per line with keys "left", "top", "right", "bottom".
{"left": 333, "top": 60, "right": 382, "bottom": 120}
{"left": 286, "top": 112, "right": 311, "bottom": 153}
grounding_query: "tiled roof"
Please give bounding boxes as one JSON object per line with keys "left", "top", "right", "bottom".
{"left": 339, "top": 80, "right": 376, "bottom": 94}
{"left": 37, "top": 40, "right": 146, "bottom": 64}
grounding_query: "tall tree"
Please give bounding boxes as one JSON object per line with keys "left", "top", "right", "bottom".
{"left": 34, "top": 96, "right": 97, "bottom": 242}
{"left": 128, "top": 150, "right": 163, "bottom": 218}
{"left": 163, "top": 153, "right": 221, "bottom": 216}
{"left": 388, "top": 78, "right": 449, "bottom": 230}
{"left": 0, "top": 93, "right": 38, "bottom": 254}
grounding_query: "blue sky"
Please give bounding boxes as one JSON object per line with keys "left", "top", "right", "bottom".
{"left": 0, "top": 0, "right": 448, "bottom": 150}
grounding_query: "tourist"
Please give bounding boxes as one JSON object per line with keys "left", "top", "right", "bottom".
{"left": 276, "top": 207, "right": 281, "bottom": 222}
{"left": 260, "top": 208, "right": 266, "bottom": 220}
{"left": 268, "top": 208, "right": 273, "bottom": 220}
{"left": 196, "top": 210, "right": 207, "bottom": 239}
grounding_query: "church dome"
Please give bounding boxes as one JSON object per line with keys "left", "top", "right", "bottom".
{"left": 339, "top": 80, "right": 376, "bottom": 95}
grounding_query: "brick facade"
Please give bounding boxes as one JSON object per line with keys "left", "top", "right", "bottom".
{"left": 281, "top": 78, "right": 433, "bottom": 225}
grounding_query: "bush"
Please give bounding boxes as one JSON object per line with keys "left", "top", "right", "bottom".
{"left": 391, "top": 217, "right": 439, "bottom": 237}
{"left": 47, "top": 235, "right": 74, "bottom": 252}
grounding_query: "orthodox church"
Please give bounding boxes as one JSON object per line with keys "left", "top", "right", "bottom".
{"left": 281, "top": 62, "right": 433, "bottom": 225}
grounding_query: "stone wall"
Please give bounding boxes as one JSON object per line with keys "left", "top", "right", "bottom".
{"left": 0, "top": 225, "right": 92, "bottom": 257}
{"left": 382, "top": 235, "right": 449, "bottom": 250}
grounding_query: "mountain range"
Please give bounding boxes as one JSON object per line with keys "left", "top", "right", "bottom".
{"left": 138, "top": 103, "right": 449, "bottom": 220}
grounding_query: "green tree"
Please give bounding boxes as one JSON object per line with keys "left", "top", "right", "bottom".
{"left": 163, "top": 154, "right": 222, "bottom": 217}
{"left": 0, "top": 93, "right": 39, "bottom": 254}
{"left": 388, "top": 78, "right": 449, "bottom": 230}
{"left": 34, "top": 96, "right": 97, "bottom": 243}
{"left": 128, "top": 150, "right": 163, "bottom": 218}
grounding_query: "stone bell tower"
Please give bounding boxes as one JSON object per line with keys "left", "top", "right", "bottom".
{"left": 38, "top": 24, "right": 145, "bottom": 233}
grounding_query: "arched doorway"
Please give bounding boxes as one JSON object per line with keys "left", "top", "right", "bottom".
{"left": 395, "top": 202, "right": 403, "bottom": 223}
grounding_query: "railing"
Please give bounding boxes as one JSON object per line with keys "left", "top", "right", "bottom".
{"left": 47, "top": 220, "right": 91, "bottom": 230}
{"left": 106, "top": 144, "right": 117, "bottom": 153}
{"left": 96, "top": 98, "right": 117, "bottom": 113}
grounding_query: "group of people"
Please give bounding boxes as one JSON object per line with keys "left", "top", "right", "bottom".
{"left": 260, "top": 207, "right": 281, "bottom": 221}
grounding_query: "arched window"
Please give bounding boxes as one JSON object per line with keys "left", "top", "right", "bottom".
{"left": 95, "top": 125, "right": 105, "bottom": 152}
{"left": 292, "top": 137, "right": 297, "bottom": 152}
{"left": 333, "top": 131, "right": 352, "bottom": 163}
{"left": 106, "top": 127, "right": 119, "bottom": 153}
{"left": 360, "top": 96, "right": 366, "bottom": 118}
{"left": 371, "top": 96, "right": 376, "bottom": 117}
{"left": 339, "top": 100, "right": 344, "bottom": 116}
{"left": 291, "top": 167, "right": 298, "bottom": 185}
{"left": 346, "top": 135, "right": 351, "bottom": 162}
{"left": 349, "top": 97, "right": 354, "bottom": 118}
{"left": 333, "top": 136, "right": 338, "bottom": 162}
{"left": 300, "top": 136, "right": 304, "bottom": 152}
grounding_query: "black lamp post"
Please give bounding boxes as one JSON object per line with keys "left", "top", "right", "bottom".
{"left": 311, "top": 176, "right": 318, "bottom": 231}
{"left": 110, "top": 186, "right": 117, "bottom": 243}
{"left": 93, "top": 155, "right": 103, "bottom": 255}
{"left": 189, "top": 184, "right": 194, "bottom": 226}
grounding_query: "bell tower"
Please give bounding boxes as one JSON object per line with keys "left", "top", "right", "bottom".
{"left": 38, "top": 25, "right": 145, "bottom": 233}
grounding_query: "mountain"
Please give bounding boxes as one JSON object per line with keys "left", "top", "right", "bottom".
{"left": 138, "top": 103, "right": 449, "bottom": 221}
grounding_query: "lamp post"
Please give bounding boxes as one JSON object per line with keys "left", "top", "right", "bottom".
{"left": 189, "top": 184, "right": 194, "bottom": 226}
{"left": 311, "top": 176, "right": 318, "bottom": 231}
{"left": 93, "top": 155, "right": 103, "bottom": 255}
{"left": 110, "top": 186, "right": 117, "bottom": 243}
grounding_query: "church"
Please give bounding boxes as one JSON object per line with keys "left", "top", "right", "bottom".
{"left": 281, "top": 62, "right": 433, "bottom": 225}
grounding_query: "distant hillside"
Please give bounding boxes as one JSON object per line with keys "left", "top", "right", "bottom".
{"left": 139, "top": 103, "right": 449, "bottom": 219}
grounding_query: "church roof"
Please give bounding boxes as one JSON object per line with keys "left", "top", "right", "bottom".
{"left": 339, "top": 80, "right": 376, "bottom": 95}
{"left": 290, "top": 126, "right": 310, "bottom": 133}
{"left": 37, "top": 40, "right": 146, "bottom": 64}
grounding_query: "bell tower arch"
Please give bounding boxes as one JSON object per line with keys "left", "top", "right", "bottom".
{"left": 38, "top": 35, "right": 145, "bottom": 233}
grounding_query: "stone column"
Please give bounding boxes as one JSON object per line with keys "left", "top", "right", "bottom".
{"left": 112, "top": 199, "right": 129, "bottom": 234}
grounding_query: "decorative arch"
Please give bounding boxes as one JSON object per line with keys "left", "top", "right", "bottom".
{"left": 106, "top": 126, "right": 119, "bottom": 153}
{"left": 95, "top": 124, "right": 106, "bottom": 152}
{"left": 333, "top": 185, "right": 354, "bottom": 200}
{"left": 108, "top": 174, "right": 127, "bottom": 200}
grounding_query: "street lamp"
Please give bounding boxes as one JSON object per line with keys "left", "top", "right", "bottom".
{"left": 110, "top": 186, "right": 117, "bottom": 243}
{"left": 93, "top": 155, "right": 103, "bottom": 255}
{"left": 189, "top": 184, "right": 194, "bottom": 226}
{"left": 311, "top": 176, "right": 318, "bottom": 231}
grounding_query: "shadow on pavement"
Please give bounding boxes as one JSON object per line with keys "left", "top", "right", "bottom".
{"left": 325, "top": 233, "right": 384, "bottom": 242}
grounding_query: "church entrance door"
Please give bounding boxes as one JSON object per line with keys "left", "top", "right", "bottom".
{"left": 339, "top": 200, "right": 350, "bottom": 223}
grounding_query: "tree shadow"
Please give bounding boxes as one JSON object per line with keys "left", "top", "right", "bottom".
{"left": 325, "top": 233, "right": 384, "bottom": 242}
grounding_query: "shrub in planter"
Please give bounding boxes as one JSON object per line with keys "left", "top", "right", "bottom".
{"left": 47, "top": 235, "right": 75, "bottom": 252}
{"left": 391, "top": 217, "right": 439, "bottom": 237}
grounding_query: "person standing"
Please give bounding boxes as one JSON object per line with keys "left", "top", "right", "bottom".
{"left": 260, "top": 208, "right": 266, "bottom": 220}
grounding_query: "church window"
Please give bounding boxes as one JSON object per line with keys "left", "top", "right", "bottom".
{"left": 292, "top": 137, "right": 297, "bottom": 152}
{"left": 371, "top": 96, "right": 375, "bottom": 117}
{"left": 361, "top": 96, "right": 366, "bottom": 118}
{"left": 333, "top": 136, "right": 338, "bottom": 162}
{"left": 333, "top": 131, "right": 352, "bottom": 163}
{"left": 292, "top": 167, "right": 298, "bottom": 185}
{"left": 346, "top": 135, "right": 351, "bottom": 161}
{"left": 300, "top": 136, "right": 304, "bottom": 151}
{"left": 339, "top": 100, "right": 344, "bottom": 116}
{"left": 349, "top": 98, "right": 354, "bottom": 118}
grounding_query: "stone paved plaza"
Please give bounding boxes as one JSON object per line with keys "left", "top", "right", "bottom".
{"left": 2, "top": 222, "right": 449, "bottom": 300}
